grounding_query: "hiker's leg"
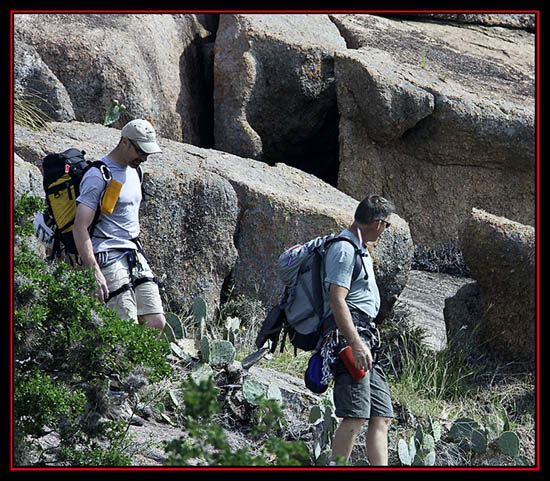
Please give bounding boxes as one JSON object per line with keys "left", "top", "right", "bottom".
{"left": 134, "top": 253, "right": 165, "bottom": 333}
{"left": 331, "top": 417, "right": 366, "bottom": 462}
{"left": 102, "top": 255, "right": 138, "bottom": 321}
{"left": 366, "top": 416, "right": 392, "bottom": 466}
{"left": 139, "top": 313, "right": 166, "bottom": 332}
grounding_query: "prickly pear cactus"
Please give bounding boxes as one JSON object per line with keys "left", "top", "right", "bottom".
{"left": 200, "top": 337, "right": 210, "bottom": 363}
{"left": 398, "top": 424, "right": 436, "bottom": 466}
{"left": 398, "top": 439, "right": 412, "bottom": 466}
{"left": 165, "top": 312, "right": 185, "bottom": 339}
{"left": 471, "top": 428, "right": 488, "bottom": 454}
{"left": 192, "top": 297, "right": 207, "bottom": 338}
{"left": 429, "top": 417, "right": 442, "bottom": 442}
{"left": 161, "top": 323, "right": 176, "bottom": 343}
{"left": 498, "top": 431, "right": 520, "bottom": 458}
{"left": 225, "top": 317, "right": 240, "bottom": 344}
{"left": 208, "top": 340, "right": 236, "bottom": 366}
{"left": 170, "top": 342, "right": 187, "bottom": 360}
{"left": 242, "top": 380, "right": 281, "bottom": 406}
{"left": 103, "top": 99, "right": 126, "bottom": 126}
{"left": 448, "top": 417, "right": 480, "bottom": 443}
{"left": 266, "top": 383, "right": 282, "bottom": 404}
{"left": 192, "top": 297, "right": 207, "bottom": 322}
{"left": 242, "top": 379, "right": 265, "bottom": 406}
{"left": 191, "top": 362, "right": 214, "bottom": 384}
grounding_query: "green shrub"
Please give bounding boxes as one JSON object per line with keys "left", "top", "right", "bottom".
{"left": 14, "top": 369, "right": 86, "bottom": 438}
{"left": 165, "top": 377, "right": 310, "bottom": 466}
{"left": 12, "top": 194, "right": 171, "bottom": 466}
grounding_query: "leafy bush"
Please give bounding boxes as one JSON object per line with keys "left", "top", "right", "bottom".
{"left": 12, "top": 193, "right": 170, "bottom": 466}
{"left": 164, "top": 377, "right": 310, "bottom": 466}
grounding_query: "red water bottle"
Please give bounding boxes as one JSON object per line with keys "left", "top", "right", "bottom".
{"left": 339, "top": 346, "right": 366, "bottom": 381}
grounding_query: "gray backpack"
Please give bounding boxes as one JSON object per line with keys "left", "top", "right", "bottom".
{"left": 255, "top": 235, "right": 366, "bottom": 353}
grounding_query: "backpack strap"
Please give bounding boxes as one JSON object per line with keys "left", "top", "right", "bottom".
{"left": 324, "top": 237, "right": 367, "bottom": 282}
{"left": 87, "top": 161, "right": 110, "bottom": 239}
{"left": 136, "top": 166, "right": 155, "bottom": 198}
{"left": 310, "top": 248, "right": 326, "bottom": 318}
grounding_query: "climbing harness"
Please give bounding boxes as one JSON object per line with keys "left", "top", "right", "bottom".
{"left": 97, "top": 238, "right": 159, "bottom": 303}
{"left": 319, "top": 319, "right": 382, "bottom": 386}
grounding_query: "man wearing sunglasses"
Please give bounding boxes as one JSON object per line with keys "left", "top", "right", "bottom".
{"left": 324, "top": 194, "right": 396, "bottom": 466}
{"left": 73, "top": 119, "right": 166, "bottom": 334}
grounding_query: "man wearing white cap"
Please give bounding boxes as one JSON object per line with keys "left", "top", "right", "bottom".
{"left": 73, "top": 119, "right": 166, "bottom": 333}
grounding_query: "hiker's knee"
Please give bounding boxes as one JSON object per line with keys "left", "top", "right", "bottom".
{"left": 339, "top": 417, "right": 367, "bottom": 435}
{"left": 140, "top": 313, "right": 166, "bottom": 331}
{"left": 369, "top": 416, "right": 392, "bottom": 432}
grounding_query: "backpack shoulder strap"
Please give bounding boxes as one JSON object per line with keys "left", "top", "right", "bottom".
{"left": 324, "top": 236, "right": 366, "bottom": 282}
{"left": 136, "top": 166, "right": 153, "bottom": 198}
{"left": 89, "top": 160, "right": 111, "bottom": 182}
{"left": 85, "top": 161, "right": 111, "bottom": 238}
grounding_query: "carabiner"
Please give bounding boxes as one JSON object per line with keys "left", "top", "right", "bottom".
{"left": 99, "top": 164, "right": 112, "bottom": 182}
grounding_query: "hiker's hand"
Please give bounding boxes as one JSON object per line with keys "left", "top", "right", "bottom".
{"left": 93, "top": 267, "right": 110, "bottom": 303}
{"left": 350, "top": 339, "right": 373, "bottom": 372}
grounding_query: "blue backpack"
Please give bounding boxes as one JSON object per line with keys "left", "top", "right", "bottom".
{"left": 255, "top": 235, "right": 367, "bottom": 354}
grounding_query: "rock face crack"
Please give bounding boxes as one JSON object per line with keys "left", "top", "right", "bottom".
{"left": 335, "top": 49, "right": 436, "bottom": 145}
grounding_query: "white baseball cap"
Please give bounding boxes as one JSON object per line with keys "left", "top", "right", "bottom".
{"left": 121, "top": 119, "right": 162, "bottom": 154}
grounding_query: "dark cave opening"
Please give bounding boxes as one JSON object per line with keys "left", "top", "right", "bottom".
{"left": 260, "top": 105, "right": 341, "bottom": 187}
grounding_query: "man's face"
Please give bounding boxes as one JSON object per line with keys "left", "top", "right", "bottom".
{"left": 373, "top": 217, "right": 391, "bottom": 240}
{"left": 126, "top": 138, "right": 148, "bottom": 169}
{"left": 362, "top": 216, "right": 392, "bottom": 243}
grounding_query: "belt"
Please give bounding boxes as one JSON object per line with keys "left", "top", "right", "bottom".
{"left": 322, "top": 309, "right": 381, "bottom": 364}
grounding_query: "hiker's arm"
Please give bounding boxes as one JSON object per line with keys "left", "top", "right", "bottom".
{"left": 73, "top": 203, "right": 109, "bottom": 302}
{"left": 329, "top": 284, "right": 373, "bottom": 371}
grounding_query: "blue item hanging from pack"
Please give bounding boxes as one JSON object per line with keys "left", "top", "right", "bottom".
{"left": 304, "top": 352, "right": 329, "bottom": 394}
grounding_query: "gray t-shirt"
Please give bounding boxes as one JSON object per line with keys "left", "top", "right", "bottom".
{"left": 76, "top": 156, "right": 142, "bottom": 253}
{"left": 323, "top": 228, "right": 380, "bottom": 319}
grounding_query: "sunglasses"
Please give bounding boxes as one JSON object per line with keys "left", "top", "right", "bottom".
{"left": 128, "top": 138, "right": 147, "bottom": 157}
{"left": 378, "top": 219, "right": 391, "bottom": 229}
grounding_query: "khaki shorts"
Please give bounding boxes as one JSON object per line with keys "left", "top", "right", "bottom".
{"left": 98, "top": 249, "right": 164, "bottom": 322}
{"left": 332, "top": 333, "right": 394, "bottom": 420}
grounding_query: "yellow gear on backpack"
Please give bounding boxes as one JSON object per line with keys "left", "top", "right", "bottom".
{"left": 41, "top": 148, "right": 111, "bottom": 260}
{"left": 46, "top": 172, "right": 80, "bottom": 234}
